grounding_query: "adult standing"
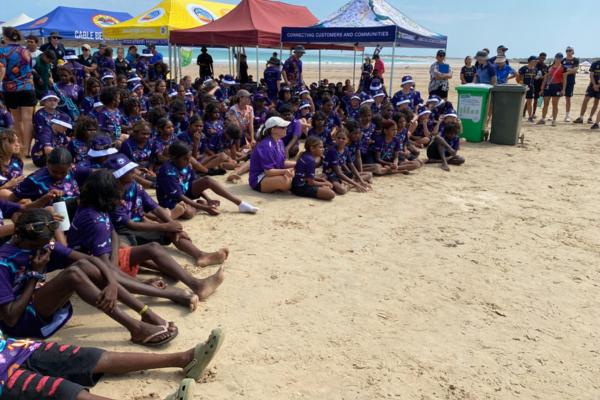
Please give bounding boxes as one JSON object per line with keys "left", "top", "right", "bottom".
{"left": 362, "top": 56, "right": 373, "bottom": 76}
{"left": 197, "top": 47, "right": 213, "bottom": 81}
{"left": 515, "top": 56, "right": 539, "bottom": 122}
{"left": 474, "top": 50, "right": 497, "bottom": 85}
{"left": 282, "top": 46, "right": 305, "bottom": 91}
{"left": 25, "top": 35, "right": 42, "bottom": 58}
{"left": 38, "top": 30, "right": 65, "bottom": 81}
{"left": 146, "top": 43, "right": 163, "bottom": 69}
{"left": 532, "top": 52, "right": 547, "bottom": 118}
{"left": 428, "top": 49, "right": 452, "bottom": 101}
{"left": 561, "top": 46, "right": 579, "bottom": 122}
{"left": 248, "top": 117, "right": 296, "bottom": 193}
{"left": 78, "top": 44, "right": 97, "bottom": 78}
{"left": 263, "top": 57, "right": 281, "bottom": 102}
{"left": 0, "top": 27, "right": 37, "bottom": 157}
{"left": 573, "top": 59, "right": 600, "bottom": 124}
{"left": 239, "top": 54, "right": 249, "bottom": 85}
{"left": 488, "top": 45, "right": 509, "bottom": 66}
{"left": 537, "top": 53, "right": 568, "bottom": 127}
{"left": 373, "top": 54, "right": 385, "bottom": 78}
{"left": 114, "top": 48, "right": 131, "bottom": 76}
{"left": 493, "top": 56, "right": 516, "bottom": 84}
{"left": 31, "top": 50, "right": 55, "bottom": 99}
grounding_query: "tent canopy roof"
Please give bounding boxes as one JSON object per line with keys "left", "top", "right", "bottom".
{"left": 103, "top": 0, "right": 235, "bottom": 41}
{"left": 281, "top": 0, "right": 447, "bottom": 49}
{"left": 0, "top": 14, "right": 33, "bottom": 28}
{"left": 13, "top": 7, "right": 132, "bottom": 42}
{"left": 170, "top": 0, "right": 323, "bottom": 48}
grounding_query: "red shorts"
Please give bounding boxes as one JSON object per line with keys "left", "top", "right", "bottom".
{"left": 118, "top": 247, "right": 140, "bottom": 277}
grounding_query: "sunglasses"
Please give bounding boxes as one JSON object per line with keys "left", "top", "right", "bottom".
{"left": 566, "top": 50, "right": 573, "bottom": 53}
{"left": 82, "top": 48, "right": 90, "bottom": 52}
{"left": 24, "top": 220, "right": 60, "bottom": 234}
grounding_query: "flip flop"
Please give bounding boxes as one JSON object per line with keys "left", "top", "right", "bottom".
{"left": 165, "top": 378, "right": 195, "bottom": 400}
{"left": 131, "top": 325, "right": 179, "bottom": 347}
{"left": 184, "top": 327, "right": 225, "bottom": 380}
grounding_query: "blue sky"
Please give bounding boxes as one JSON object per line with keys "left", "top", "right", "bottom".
{"left": 2, "top": 0, "right": 598, "bottom": 58}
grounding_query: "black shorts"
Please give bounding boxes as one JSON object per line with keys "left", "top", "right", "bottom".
{"left": 525, "top": 86, "right": 535, "bottom": 100}
{"left": 327, "top": 171, "right": 353, "bottom": 184}
{"left": 585, "top": 85, "right": 600, "bottom": 100}
{"left": 33, "top": 155, "right": 47, "bottom": 168}
{"left": 565, "top": 82, "right": 575, "bottom": 98}
{"left": 429, "top": 87, "right": 448, "bottom": 99}
{"left": 2, "top": 90, "right": 38, "bottom": 109}
{"left": 427, "top": 142, "right": 453, "bottom": 160}
{"left": 543, "top": 83, "right": 563, "bottom": 98}
{"left": 116, "top": 226, "right": 171, "bottom": 246}
{"left": 251, "top": 175, "right": 264, "bottom": 192}
{"left": 533, "top": 80, "right": 544, "bottom": 99}
{"left": 291, "top": 184, "right": 319, "bottom": 199}
{"left": 0, "top": 343, "right": 105, "bottom": 400}
{"left": 361, "top": 152, "right": 375, "bottom": 165}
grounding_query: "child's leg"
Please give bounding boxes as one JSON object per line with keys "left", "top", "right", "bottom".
{"left": 259, "top": 176, "right": 292, "bottom": 193}
{"left": 541, "top": 96, "right": 550, "bottom": 119}
{"left": 34, "top": 260, "right": 173, "bottom": 344}
{"left": 201, "top": 153, "right": 228, "bottom": 169}
{"left": 332, "top": 181, "right": 349, "bottom": 194}
{"left": 361, "top": 163, "right": 383, "bottom": 175}
{"left": 551, "top": 96, "right": 560, "bottom": 121}
{"left": 163, "top": 231, "right": 229, "bottom": 267}
{"left": 316, "top": 187, "right": 336, "bottom": 200}
{"left": 227, "top": 161, "right": 250, "bottom": 181}
{"left": 526, "top": 99, "right": 533, "bottom": 118}
{"left": 129, "top": 243, "right": 225, "bottom": 299}
{"left": 192, "top": 176, "right": 258, "bottom": 212}
{"left": 447, "top": 155, "right": 465, "bottom": 166}
{"left": 357, "top": 171, "right": 373, "bottom": 182}
{"left": 398, "top": 161, "right": 420, "bottom": 171}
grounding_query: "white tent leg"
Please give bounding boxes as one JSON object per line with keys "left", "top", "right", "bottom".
{"left": 318, "top": 49, "right": 321, "bottom": 83}
{"left": 256, "top": 45, "right": 259, "bottom": 84}
{"left": 178, "top": 46, "right": 182, "bottom": 82}
{"left": 353, "top": 47, "right": 356, "bottom": 87}
{"left": 279, "top": 42, "right": 282, "bottom": 62}
{"left": 389, "top": 44, "right": 396, "bottom": 93}
{"left": 228, "top": 47, "right": 232, "bottom": 75}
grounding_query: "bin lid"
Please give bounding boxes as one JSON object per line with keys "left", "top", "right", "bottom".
{"left": 491, "top": 84, "right": 528, "bottom": 92}
{"left": 456, "top": 83, "right": 493, "bottom": 92}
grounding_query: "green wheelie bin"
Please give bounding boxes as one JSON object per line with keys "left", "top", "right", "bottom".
{"left": 455, "top": 84, "right": 493, "bottom": 142}
{"left": 489, "top": 84, "right": 527, "bottom": 145}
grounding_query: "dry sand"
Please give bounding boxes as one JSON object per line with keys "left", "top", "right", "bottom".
{"left": 38, "top": 63, "right": 600, "bottom": 399}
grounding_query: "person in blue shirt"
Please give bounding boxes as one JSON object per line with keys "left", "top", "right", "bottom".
{"left": 494, "top": 57, "right": 516, "bottom": 84}
{"left": 516, "top": 56, "right": 540, "bottom": 122}
{"left": 146, "top": 43, "right": 164, "bottom": 67}
{"left": 474, "top": 51, "right": 497, "bottom": 85}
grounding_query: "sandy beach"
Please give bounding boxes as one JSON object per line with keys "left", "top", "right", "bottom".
{"left": 33, "top": 63, "right": 599, "bottom": 399}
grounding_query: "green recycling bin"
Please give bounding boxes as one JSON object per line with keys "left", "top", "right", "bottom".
{"left": 455, "top": 84, "right": 493, "bottom": 142}
{"left": 489, "top": 84, "right": 527, "bottom": 145}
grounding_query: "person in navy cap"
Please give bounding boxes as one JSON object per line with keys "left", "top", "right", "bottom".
{"left": 214, "top": 74, "right": 235, "bottom": 103}
{"left": 515, "top": 56, "right": 540, "bottom": 122}
{"left": 489, "top": 45, "right": 509, "bottom": 66}
{"left": 63, "top": 49, "right": 86, "bottom": 86}
{"left": 391, "top": 76, "right": 422, "bottom": 111}
{"left": 428, "top": 49, "right": 452, "bottom": 101}
{"left": 136, "top": 49, "right": 153, "bottom": 86}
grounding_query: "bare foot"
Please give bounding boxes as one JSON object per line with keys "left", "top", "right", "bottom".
{"left": 442, "top": 165, "right": 450, "bottom": 172}
{"left": 400, "top": 170, "right": 410, "bottom": 175}
{"left": 196, "top": 248, "right": 229, "bottom": 267}
{"left": 227, "top": 173, "right": 241, "bottom": 182}
{"left": 130, "top": 322, "right": 173, "bottom": 344}
{"left": 194, "top": 266, "right": 225, "bottom": 300}
{"left": 170, "top": 201, "right": 187, "bottom": 220}
{"left": 140, "top": 277, "right": 168, "bottom": 289}
{"left": 140, "top": 308, "right": 177, "bottom": 332}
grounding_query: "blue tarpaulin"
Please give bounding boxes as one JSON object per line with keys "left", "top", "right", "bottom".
{"left": 13, "top": 7, "right": 133, "bottom": 42}
{"left": 281, "top": 0, "right": 447, "bottom": 49}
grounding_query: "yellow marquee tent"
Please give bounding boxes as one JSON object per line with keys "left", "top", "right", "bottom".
{"left": 102, "top": 0, "right": 235, "bottom": 41}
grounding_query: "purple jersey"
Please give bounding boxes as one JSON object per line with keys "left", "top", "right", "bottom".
{"left": 33, "top": 108, "right": 59, "bottom": 136}
{"left": 396, "top": 128, "right": 409, "bottom": 151}
{"left": 151, "top": 135, "right": 174, "bottom": 165}
{"left": 282, "top": 118, "right": 302, "bottom": 147}
{"left": 156, "top": 160, "right": 194, "bottom": 209}
{"left": 53, "top": 82, "right": 82, "bottom": 121}
{"left": 168, "top": 113, "right": 189, "bottom": 136}
{"left": 65, "top": 61, "right": 86, "bottom": 86}
{"left": 0, "top": 330, "right": 42, "bottom": 388}
{"left": 110, "top": 181, "right": 158, "bottom": 229}
{"left": 176, "top": 130, "right": 206, "bottom": 156}
{"left": 292, "top": 152, "right": 316, "bottom": 187}
{"left": 121, "top": 114, "right": 142, "bottom": 127}
{"left": 263, "top": 66, "right": 281, "bottom": 100}
{"left": 413, "top": 119, "right": 433, "bottom": 138}
{"left": 0, "top": 240, "right": 73, "bottom": 338}
{"left": 96, "top": 56, "right": 116, "bottom": 73}
{"left": 136, "top": 59, "right": 148, "bottom": 78}
{"left": 207, "top": 131, "right": 234, "bottom": 154}
{"left": 67, "top": 206, "right": 114, "bottom": 257}
{"left": 347, "top": 139, "right": 361, "bottom": 163}
{"left": 14, "top": 164, "right": 92, "bottom": 206}
{"left": 97, "top": 107, "right": 123, "bottom": 139}
{"left": 81, "top": 96, "right": 95, "bottom": 116}
{"left": 0, "top": 156, "right": 23, "bottom": 187}
{"left": 203, "top": 119, "right": 224, "bottom": 139}
{"left": 0, "top": 109, "right": 14, "bottom": 130}
{"left": 67, "top": 138, "right": 89, "bottom": 166}
{"left": 307, "top": 128, "right": 334, "bottom": 149}
{"left": 324, "top": 110, "right": 342, "bottom": 132}
{"left": 323, "top": 145, "right": 351, "bottom": 178}
{"left": 0, "top": 198, "right": 21, "bottom": 226}
{"left": 374, "top": 135, "right": 401, "bottom": 162}
{"left": 391, "top": 90, "right": 422, "bottom": 111}
{"left": 120, "top": 137, "right": 153, "bottom": 169}
{"left": 31, "top": 124, "right": 70, "bottom": 164}
{"left": 346, "top": 105, "right": 360, "bottom": 121}
{"left": 282, "top": 56, "right": 303, "bottom": 90}
{"left": 359, "top": 123, "right": 376, "bottom": 153}
{"left": 248, "top": 137, "right": 286, "bottom": 189}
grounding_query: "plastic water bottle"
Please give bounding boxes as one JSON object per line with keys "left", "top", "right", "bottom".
{"left": 52, "top": 197, "right": 71, "bottom": 232}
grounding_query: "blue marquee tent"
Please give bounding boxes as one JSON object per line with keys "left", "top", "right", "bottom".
{"left": 14, "top": 7, "right": 133, "bottom": 43}
{"left": 281, "top": 0, "right": 448, "bottom": 88}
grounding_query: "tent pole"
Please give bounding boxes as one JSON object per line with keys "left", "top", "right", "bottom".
{"left": 279, "top": 42, "right": 282, "bottom": 63}
{"left": 318, "top": 49, "right": 321, "bottom": 83}
{"left": 174, "top": 45, "right": 178, "bottom": 84}
{"left": 353, "top": 46, "right": 356, "bottom": 87}
{"left": 256, "top": 45, "right": 259, "bottom": 85}
{"left": 390, "top": 44, "right": 396, "bottom": 95}
{"left": 168, "top": 41, "right": 173, "bottom": 86}
{"left": 228, "top": 47, "right": 231, "bottom": 75}
{"left": 178, "top": 46, "right": 182, "bottom": 82}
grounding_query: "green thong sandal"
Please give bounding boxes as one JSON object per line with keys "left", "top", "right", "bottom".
{"left": 165, "top": 379, "right": 195, "bottom": 400}
{"left": 183, "top": 327, "right": 225, "bottom": 380}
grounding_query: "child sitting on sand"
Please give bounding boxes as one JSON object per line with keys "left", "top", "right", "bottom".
{"left": 0, "top": 130, "right": 24, "bottom": 201}
{"left": 291, "top": 136, "right": 335, "bottom": 200}
{"left": 307, "top": 112, "right": 334, "bottom": 150}
{"left": 0, "top": 325, "right": 224, "bottom": 400}
{"left": 31, "top": 113, "right": 72, "bottom": 168}
{"left": 374, "top": 120, "right": 420, "bottom": 175}
{"left": 120, "top": 120, "right": 154, "bottom": 170}
{"left": 156, "top": 141, "right": 259, "bottom": 218}
{"left": 67, "top": 115, "right": 98, "bottom": 167}
{"left": 409, "top": 106, "right": 434, "bottom": 148}
{"left": 426, "top": 121, "right": 465, "bottom": 171}
{"left": 323, "top": 129, "right": 371, "bottom": 195}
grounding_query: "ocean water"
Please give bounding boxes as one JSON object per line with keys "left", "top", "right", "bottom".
{"left": 155, "top": 46, "right": 429, "bottom": 66}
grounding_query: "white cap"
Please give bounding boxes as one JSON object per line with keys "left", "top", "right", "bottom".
{"left": 373, "top": 92, "right": 385, "bottom": 98}
{"left": 102, "top": 75, "right": 114, "bottom": 81}
{"left": 265, "top": 117, "right": 290, "bottom": 129}
{"left": 396, "top": 99, "right": 411, "bottom": 106}
{"left": 50, "top": 119, "right": 73, "bottom": 129}
{"left": 360, "top": 99, "right": 374, "bottom": 105}
{"left": 418, "top": 109, "right": 431, "bottom": 117}
{"left": 88, "top": 147, "right": 118, "bottom": 158}
{"left": 113, "top": 161, "right": 139, "bottom": 178}
{"left": 351, "top": 95, "right": 361, "bottom": 101}
{"left": 93, "top": 101, "right": 104, "bottom": 108}
{"left": 41, "top": 93, "right": 59, "bottom": 101}
{"left": 566, "top": 46, "right": 574, "bottom": 51}
{"left": 299, "top": 89, "right": 309, "bottom": 95}
{"left": 299, "top": 103, "right": 311, "bottom": 110}
{"left": 444, "top": 113, "right": 457, "bottom": 118}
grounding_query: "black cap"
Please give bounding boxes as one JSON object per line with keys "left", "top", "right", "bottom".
{"left": 555, "top": 52, "right": 564, "bottom": 59}
{"left": 146, "top": 43, "right": 156, "bottom": 49}
{"left": 267, "top": 56, "right": 281, "bottom": 66}
{"left": 497, "top": 45, "right": 508, "bottom": 51}
{"left": 527, "top": 55, "right": 539, "bottom": 62}
{"left": 437, "top": 49, "right": 446, "bottom": 56}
